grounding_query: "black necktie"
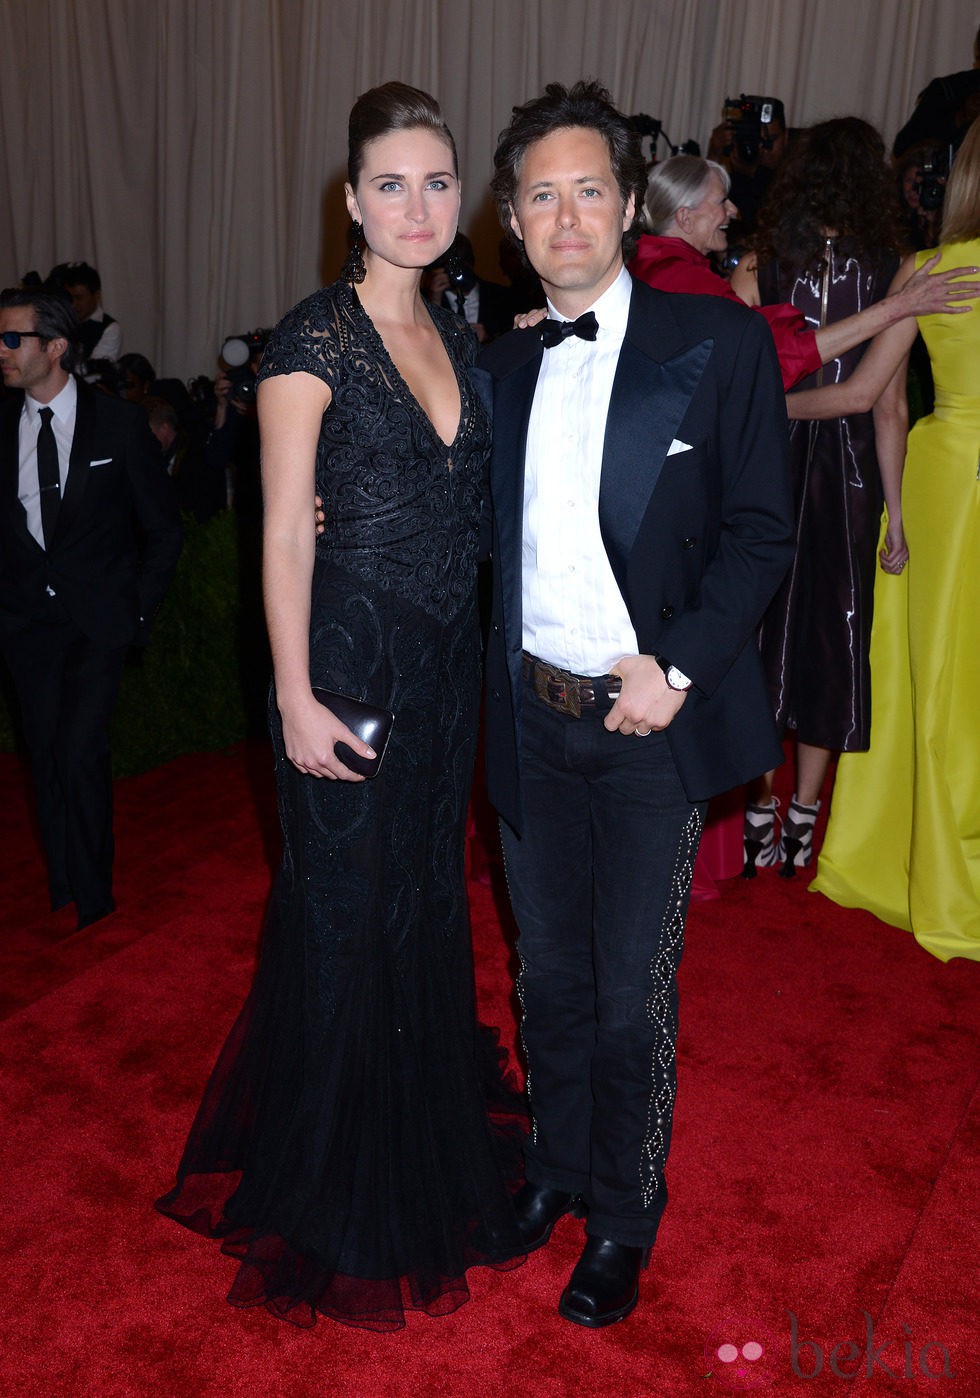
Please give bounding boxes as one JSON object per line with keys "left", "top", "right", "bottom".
{"left": 36, "top": 406, "right": 61, "bottom": 548}
{"left": 540, "top": 311, "right": 599, "bottom": 348}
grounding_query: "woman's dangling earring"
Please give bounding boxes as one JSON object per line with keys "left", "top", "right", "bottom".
{"left": 342, "top": 219, "right": 367, "bottom": 284}
{"left": 443, "top": 236, "right": 464, "bottom": 288}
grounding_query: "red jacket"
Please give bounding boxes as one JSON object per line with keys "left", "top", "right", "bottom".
{"left": 629, "top": 235, "right": 821, "bottom": 390}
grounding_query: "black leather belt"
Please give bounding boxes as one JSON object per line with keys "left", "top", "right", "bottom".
{"left": 522, "top": 651, "right": 622, "bottom": 718}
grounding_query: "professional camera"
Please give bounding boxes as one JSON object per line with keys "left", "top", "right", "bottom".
{"left": 722, "top": 95, "right": 780, "bottom": 165}
{"left": 86, "top": 357, "right": 129, "bottom": 396}
{"left": 628, "top": 113, "right": 699, "bottom": 159}
{"left": 220, "top": 329, "right": 269, "bottom": 405}
{"left": 187, "top": 374, "right": 216, "bottom": 413}
{"left": 915, "top": 145, "right": 952, "bottom": 213}
{"left": 629, "top": 112, "right": 662, "bottom": 143}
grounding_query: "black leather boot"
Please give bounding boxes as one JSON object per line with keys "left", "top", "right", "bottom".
{"left": 558, "top": 1235, "right": 646, "bottom": 1327}
{"left": 512, "top": 1182, "right": 585, "bottom": 1252}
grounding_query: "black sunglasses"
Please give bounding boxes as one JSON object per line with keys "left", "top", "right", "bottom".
{"left": 0, "top": 330, "right": 45, "bottom": 349}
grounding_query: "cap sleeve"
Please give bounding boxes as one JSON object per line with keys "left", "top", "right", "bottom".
{"left": 256, "top": 288, "right": 342, "bottom": 388}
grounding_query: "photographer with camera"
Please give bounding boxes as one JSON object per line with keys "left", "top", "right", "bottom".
{"left": 204, "top": 329, "right": 266, "bottom": 515}
{"left": 143, "top": 394, "right": 222, "bottom": 523}
{"left": 897, "top": 140, "right": 951, "bottom": 254}
{"left": 213, "top": 331, "right": 264, "bottom": 426}
{"left": 707, "top": 94, "right": 788, "bottom": 237}
{"left": 422, "top": 232, "right": 515, "bottom": 343}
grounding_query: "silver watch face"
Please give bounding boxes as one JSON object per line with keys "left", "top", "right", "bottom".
{"left": 666, "top": 665, "right": 691, "bottom": 691}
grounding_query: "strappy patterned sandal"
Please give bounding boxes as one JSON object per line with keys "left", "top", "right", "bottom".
{"left": 742, "top": 798, "right": 780, "bottom": 878}
{"left": 778, "top": 796, "right": 821, "bottom": 878}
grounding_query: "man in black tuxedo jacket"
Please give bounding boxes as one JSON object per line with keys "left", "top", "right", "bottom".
{"left": 0, "top": 288, "right": 182, "bottom": 929}
{"left": 430, "top": 233, "right": 518, "bottom": 343}
{"left": 474, "top": 82, "right": 794, "bottom": 1327}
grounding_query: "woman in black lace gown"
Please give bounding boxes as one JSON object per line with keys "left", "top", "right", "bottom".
{"left": 156, "top": 83, "right": 525, "bottom": 1331}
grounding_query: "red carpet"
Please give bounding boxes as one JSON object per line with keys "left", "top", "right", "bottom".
{"left": 1, "top": 747, "right": 977, "bottom": 1396}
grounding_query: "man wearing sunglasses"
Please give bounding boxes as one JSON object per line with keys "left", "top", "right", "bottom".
{"left": 0, "top": 288, "right": 182, "bottom": 929}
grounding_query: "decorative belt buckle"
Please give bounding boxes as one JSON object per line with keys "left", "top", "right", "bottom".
{"left": 563, "top": 680, "right": 583, "bottom": 718}
{"left": 532, "top": 665, "right": 555, "bottom": 711}
{"left": 533, "top": 663, "right": 582, "bottom": 717}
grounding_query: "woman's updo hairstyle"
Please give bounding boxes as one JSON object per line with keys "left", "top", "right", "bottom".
{"left": 643, "top": 155, "right": 730, "bottom": 234}
{"left": 347, "top": 82, "right": 458, "bottom": 187}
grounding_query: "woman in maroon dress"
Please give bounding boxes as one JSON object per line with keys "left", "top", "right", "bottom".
{"left": 731, "top": 119, "right": 910, "bottom": 874}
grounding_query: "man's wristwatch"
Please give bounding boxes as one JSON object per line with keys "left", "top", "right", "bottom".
{"left": 654, "top": 654, "right": 693, "bottom": 692}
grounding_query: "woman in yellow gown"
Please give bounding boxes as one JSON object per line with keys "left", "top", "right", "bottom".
{"left": 788, "top": 117, "right": 980, "bottom": 962}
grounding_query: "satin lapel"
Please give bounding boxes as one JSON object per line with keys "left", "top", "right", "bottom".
{"left": 598, "top": 331, "right": 712, "bottom": 593}
{"left": 1, "top": 397, "right": 22, "bottom": 506}
{"left": 55, "top": 380, "right": 96, "bottom": 543}
{"left": 490, "top": 354, "right": 541, "bottom": 651}
{"left": 0, "top": 395, "right": 36, "bottom": 546}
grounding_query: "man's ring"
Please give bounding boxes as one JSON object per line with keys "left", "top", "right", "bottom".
{"left": 635, "top": 726, "right": 652, "bottom": 737}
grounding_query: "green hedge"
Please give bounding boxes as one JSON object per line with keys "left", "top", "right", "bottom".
{"left": 0, "top": 509, "right": 270, "bottom": 777}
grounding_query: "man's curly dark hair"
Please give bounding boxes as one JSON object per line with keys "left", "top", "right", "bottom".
{"left": 752, "top": 117, "right": 907, "bottom": 275}
{"left": 491, "top": 80, "right": 647, "bottom": 261}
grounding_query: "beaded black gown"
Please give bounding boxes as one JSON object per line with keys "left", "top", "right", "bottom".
{"left": 156, "top": 282, "right": 525, "bottom": 1330}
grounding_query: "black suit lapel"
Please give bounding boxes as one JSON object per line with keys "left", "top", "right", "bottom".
{"left": 0, "top": 394, "right": 40, "bottom": 549}
{"left": 1, "top": 396, "right": 22, "bottom": 505}
{"left": 55, "top": 380, "right": 96, "bottom": 544}
{"left": 478, "top": 327, "right": 546, "bottom": 658}
{"left": 489, "top": 353, "right": 540, "bottom": 653}
{"left": 599, "top": 285, "right": 713, "bottom": 592}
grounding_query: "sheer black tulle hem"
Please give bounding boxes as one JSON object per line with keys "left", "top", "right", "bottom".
{"left": 155, "top": 1020, "right": 529, "bottom": 1332}
{"left": 154, "top": 1193, "right": 525, "bottom": 1332}
{"left": 155, "top": 1123, "right": 527, "bottom": 1334}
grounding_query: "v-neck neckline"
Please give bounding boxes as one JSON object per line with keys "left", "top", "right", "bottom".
{"left": 350, "top": 286, "right": 464, "bottom": 453}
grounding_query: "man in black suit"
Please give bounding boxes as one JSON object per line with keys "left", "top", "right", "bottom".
{"left": 428, "top": 233, "right": 518, "bottom": 342}
{"left": 475, "top": 82, "right": 794, "bottom": 1327}
{"left": 0, "top": 288, "right": 182, "bottom": 928}
{"left": 893, "top": 23, "right": 980, "bottom": 158}
{"left": 53, "top": 261, "right": 122, "bottom": 363}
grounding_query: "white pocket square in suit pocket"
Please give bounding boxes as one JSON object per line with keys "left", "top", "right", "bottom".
{"left": 666, "top": 438, "right": 693, "bottom": 456}
{"left": 88, "top": 457, "right": 113, "bottom": 467}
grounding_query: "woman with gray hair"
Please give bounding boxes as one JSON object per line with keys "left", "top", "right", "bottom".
{"left": 642, "top": 154, "right": 734, "bottom": 237}
{"left": 629, "top": 154, "right": 975, "bottom": 390}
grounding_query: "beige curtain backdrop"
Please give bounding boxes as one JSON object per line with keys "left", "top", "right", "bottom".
{"left": 0, "top": 0, "right": 975, "bottom": 379}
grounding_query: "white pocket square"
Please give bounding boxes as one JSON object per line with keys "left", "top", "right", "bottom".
{"left": 667, "top": 438, "right": 692, "bottom": 456}
{"left": 89, "top": 457, "right": 112, "bottom": 467}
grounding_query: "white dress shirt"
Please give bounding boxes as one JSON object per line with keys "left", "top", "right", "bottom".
{"left": 521, "top": 265, "right": 639, "bottom": 676}
{"left": 86, "top": 313, "right": 122, "bottom": 361}
{"left": 19, "top": 375, "right": 78, "bottom": 549}
{"left": 448, "top": 283, "right": 480, "bottom": 326}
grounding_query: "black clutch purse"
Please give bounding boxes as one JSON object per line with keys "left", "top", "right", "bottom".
{"left": 311, "top": 688, "right": 394, "bottom": 778}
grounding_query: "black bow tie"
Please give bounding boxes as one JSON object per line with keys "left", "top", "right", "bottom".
{"left": 540, "top": 311, "right": 599, "bottom": 348}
